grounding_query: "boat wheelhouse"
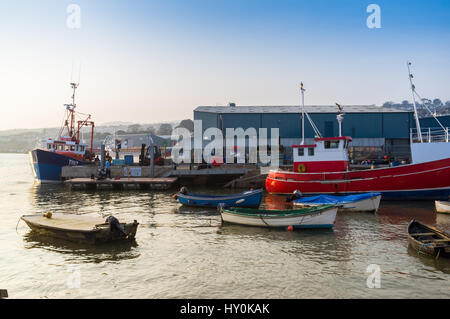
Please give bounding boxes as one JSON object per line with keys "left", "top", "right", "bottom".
{"left": 293, "top": 136, "right": 351, "bottom": 173}
{"left": 38, "top": 137, "right": 89, "bottom": 163}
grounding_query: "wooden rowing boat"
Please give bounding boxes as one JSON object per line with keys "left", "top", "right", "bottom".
{"left": 21, "top": 213, "right": 138, "bottom": 244}
{"left": 219, "top": 205, "right": 338, "bottom": 229}
{"left": 407, "top": 220, "right": 450, "bottom": 258}
{"left": 435, "top": 200, "right": 450, "bottom": 214}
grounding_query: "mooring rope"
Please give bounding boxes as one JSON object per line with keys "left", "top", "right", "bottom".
{"left": 15, "top": 217, "right": 22, "bottom": 234}
{"left": 258, "top": 214, "right": 270, "bottom": 227}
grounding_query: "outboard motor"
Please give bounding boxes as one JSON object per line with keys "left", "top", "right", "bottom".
{"left": 286, "top": 190, "right": 302, "bottom": 202}
{"left": 105, "top": 216, "right": 128, "bottom": 238}
{"left": 179, "top": 186, "right": 189, "bottom": 195}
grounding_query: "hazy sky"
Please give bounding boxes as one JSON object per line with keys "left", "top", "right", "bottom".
{"left": 1, "top": 0, "right": 449, "bottom": 130}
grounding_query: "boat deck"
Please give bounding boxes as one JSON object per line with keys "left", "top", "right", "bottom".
{"left": 22, "top": 214, "right": 105, "bottom": 231}
{"left": 65, "top": 177, "right": 178, "bottom": 190}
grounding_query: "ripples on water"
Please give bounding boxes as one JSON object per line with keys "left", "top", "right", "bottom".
{"left": 0, "top": 153, "right": 449, "bottom": 298}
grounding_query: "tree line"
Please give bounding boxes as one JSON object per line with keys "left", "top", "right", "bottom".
{"left": 94, "top": 119, "right": 194, "bottom": 139}
{"left": 382, "top": 98, "right": 450, "bottom": 117}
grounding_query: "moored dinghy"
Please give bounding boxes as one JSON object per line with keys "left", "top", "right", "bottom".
{"left": 175, "top": 187, "right": 263, "bottom": 208}
{"left": 293, "top": 192, "right": 382, "bottom": 213}
{"left": 21, "top": 212, "right": 138, "bottom": 244}
{"left": 219, "top": 205, "right": 338, "bottom": 229}
{"left": 407, "top": 220, "right": 450, "bottom": 258}
{"left": 435, "top": 200, "right": 450, "bottom": 214}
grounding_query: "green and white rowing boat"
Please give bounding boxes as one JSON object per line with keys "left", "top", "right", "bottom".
{"left": 219, "top": 205, "right": 338, "bottom": 229}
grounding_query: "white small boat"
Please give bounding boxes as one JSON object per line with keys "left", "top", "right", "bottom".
{"left": 435, "top": 200, "right": 450, "bottom": 214}
{"left": 219, "top": 205, "right": 338, "bottom": 229}
{"left": 293, "top": 193, "right": 381, "bottom": 213}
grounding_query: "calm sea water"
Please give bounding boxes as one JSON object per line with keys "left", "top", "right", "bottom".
{"left": 1, "top": 153, "right": 449, "bottom": 299}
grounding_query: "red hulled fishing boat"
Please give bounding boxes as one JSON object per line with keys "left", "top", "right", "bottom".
{"left": 266, "top": 64, "right": 450, "bottom": 200}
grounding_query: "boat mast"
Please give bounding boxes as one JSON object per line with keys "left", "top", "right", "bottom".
{"left": 62, "top": 82, "right": 79, "bottom": 140}
{"left": 70, "top": 82, "right": 78, "bottom": 138}
{"left": 301, "top": 82, "right": 305, "bottom": 145}
{"left": 407, "top": 62, "right": 423, "bottom": 143}
{"left": 299, "top": 82, "right": 322, "bottom": 139}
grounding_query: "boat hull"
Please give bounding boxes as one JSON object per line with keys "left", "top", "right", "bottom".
{"left": 220, "top": 206, "right": 338, "bottom": 229}
{"left": 177, "top": 189, "right": 263, "bottom": 208}
{"left": 294, "top": 194, "right": 381, "bottom": 213}
{"left": 266, "top": 158, "right": 450, "bottom": 200}
{"left": 30, "top": 149, "right": 89, "bottom": 183}
{"left": 435, "top": 201, "right": 450, "bottom": 214}
{"left": 21, "top": 214, "right": 138, "bottom": 244}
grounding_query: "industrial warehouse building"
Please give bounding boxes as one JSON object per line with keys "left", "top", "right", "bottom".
{"left": 194, "top": 104, "right": 416, "bottom": 162}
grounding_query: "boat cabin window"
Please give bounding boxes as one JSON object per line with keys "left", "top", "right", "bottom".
{"left": 308, "top": 148, "right": 314, "bottom": 156}
{"left": 47, "top": 143, "right": 52, "bottom": 150}
{"left": 64, "top": 145, "right": 70, "bottom": 151}
{"left": 57, "top": 144, "right": 63, "bottom": 151}
{"left": 324, "top": 141, "right": 339, "bottom": 149}
{"left": 297, "top": 148, "right": 304, "bottom": 156}
{"left": 80, "top": 146, "right": 85, "bottom": 152}
{"left": 70, "top": 145, "right": 75, "bottom": 151}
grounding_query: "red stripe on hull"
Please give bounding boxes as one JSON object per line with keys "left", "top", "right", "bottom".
{"left": 266, "top": 158, "right": 450, "bottom": 194}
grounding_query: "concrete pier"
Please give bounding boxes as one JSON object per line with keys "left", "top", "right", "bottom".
{"left": 65, "top": 177, "right": 178, "bottom": 190}
{"left": 61, "top": 164, "right": 260, "bottom": 187}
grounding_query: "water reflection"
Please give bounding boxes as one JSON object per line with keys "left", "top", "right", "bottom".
{"left": 176, "top": 205, "right": 218, "bottom": 215}
{"left": 377, "top": 201, "right": 436, "bottom": 225}
{"left": 23, "top": 231, "right": 140, "bottom": 263}
{"left": 218, "top": 222, "right": 335, "bottom": 239}
{"left": 407, "top": 246, "right": 450, "bottom": 274}
{"left": 263, "top": 193, "right": 292, "bottom": 210}
{"left": 436, "top": 213, "right": 450, "bottom": 230}
{"left": 21, "top": 178, "right": 450, "bottom": 297}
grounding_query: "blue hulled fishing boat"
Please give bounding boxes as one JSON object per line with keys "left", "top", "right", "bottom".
{"left": 29, "top": 82, "right": 95, "bottom": 183}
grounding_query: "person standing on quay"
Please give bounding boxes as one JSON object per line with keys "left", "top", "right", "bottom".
{"left": 105, "top": 159, "right": 112, "bottom": 179}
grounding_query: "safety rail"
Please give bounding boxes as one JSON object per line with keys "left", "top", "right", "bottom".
{"left": 410, "top": 127, "right": 449, "bottom": 143}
